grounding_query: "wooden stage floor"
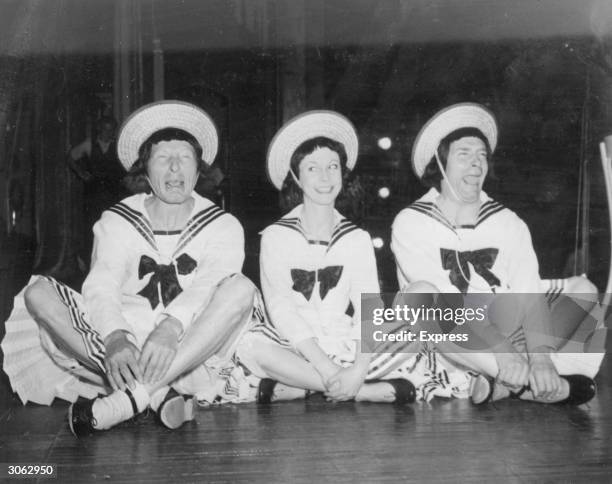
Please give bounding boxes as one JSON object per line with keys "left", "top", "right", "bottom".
{"left": 0, "top": 357, "right": 611, "bottom": 483}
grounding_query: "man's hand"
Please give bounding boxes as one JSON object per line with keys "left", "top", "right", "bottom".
{"left": 104, "top": 330, "right": 142, "bottom": 391}
{"left": 138, "top": 317, "right": 182, "bottom": 384}
{"left": 494, "top": 351, "right": 529, "bottom": 389}
{"left": 325, "top": 365, "right": 368, "bottom": 402}
{"left": 528, "top": 351, "right": 564, "bottom": 401}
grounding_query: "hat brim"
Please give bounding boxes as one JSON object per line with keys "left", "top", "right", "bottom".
{"left": 412, "top": 103, "right": 497, "bottom": 179}
{"left": 117, "top": 100, "right": 219, "bottom": 171}
{"left": 267, "top": 110, "right": 359, "bottom": 190}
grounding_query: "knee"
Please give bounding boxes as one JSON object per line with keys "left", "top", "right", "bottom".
{"left": 216, "top": 273, "right": 256, "bottom": 318}
{"left": 24, "top": 279, "right": 54, "bottom": 319}
{"left": 221, "top": 274, "right": 255, "bottom": 305}
{"left": 564, "top": 276, "right": 599, "bottom": 306}
{"left": 565, "top": 276, "right": 597, "bottom": 295}
{"left": 403, "top": 281, "right": 440, "bottom": 294}
{"left": 394, "top": 281, "right": 439, "bottom": 308}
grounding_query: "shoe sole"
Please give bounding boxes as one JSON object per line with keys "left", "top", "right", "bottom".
{"left": 470, "top": 375, "right": 493, "bottom": 405}
{"left": 68, "top": 404, "right": 76, "bottom": 436}
{"left": 159, "top": 395, "right": 196, "bottom": 430}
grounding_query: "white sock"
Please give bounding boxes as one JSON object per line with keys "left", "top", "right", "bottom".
{"left": 91, "top": 383, "right": 150, "bottom": 430}
{"left": 271, "top": 383, "right": 307, "bottom": 402}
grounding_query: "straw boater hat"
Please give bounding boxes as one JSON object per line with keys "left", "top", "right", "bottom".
{"left": 117, "top": 100, "right": 219, "bottom": 171}
{"left": 266, "top": 110, "right": 359, "bottom": 190}
{"left": 411, "top": 102, "right": 498, "bottom": 179}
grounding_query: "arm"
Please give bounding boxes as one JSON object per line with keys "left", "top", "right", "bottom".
{"left": 162, "top": 214, "right": 245, "bottom": 335}
{"left": 348, "top": 231, "right": 381, "bottom": 345}
{"left": 260, "top": 229, "right": 339, "bottom": 381}
{"left": 391, "top": 210, "right": 452, "bottom": 290}
{"left": 507, "top": 219, "right": 562, "bottom": 396}
{"left": 507, "top": 219, "right": 555, "bottom": 352}
{"left": 82, "top": 212, "right": 135, "bottom": 340}
{"left": 327, "top": 232, "right": 380, "bottom": 400}
{"left": 82, "top": 212, "right": 141, "bottom": 389}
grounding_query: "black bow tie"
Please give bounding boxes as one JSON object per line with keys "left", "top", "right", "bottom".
{"left": 137, "top": 253, "right": 197, "bottom": 308}
{"left": 291, "top": 265, "right": 343, "bottom": 301}
{"left": 440, "top": 248, "right": 500, "bottom": 293}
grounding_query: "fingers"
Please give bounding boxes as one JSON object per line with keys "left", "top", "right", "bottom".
{"left": 119, "top": 357, "right": 139, "bottom": 390}
{"left": 105, "top": 347, "right": 140, "bottom": 391}
{"left": 139, "top": 343, "right": 176, "bottom": 384}
{"left": 529, "top": 368, "right": 563, "bottom": 400}
{"left": 105, "top": 360, "right": 121, "bottom": 391}
{"left": 498, "top": 362, "right": 529, "bottom": 388}
{"left": 152, "top": 350, "right": 174, "bottom": 383}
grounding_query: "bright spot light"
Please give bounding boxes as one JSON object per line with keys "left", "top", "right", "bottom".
{"left": 378, "top": 187, "right": 390, "bottom": 199}
{"left": 372, "top": 237, "right": 384, "bottom": 249}
{"left": 377, "top": 137, "right": 392, "bottom": 150}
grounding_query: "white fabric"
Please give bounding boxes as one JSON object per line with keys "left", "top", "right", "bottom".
{"left": 391, "top": 188, "right": 604, "bottom": 377}
{"left": 259, "top": 204, "right": 379, "bottom": 354}
{"left": 83, "top": 192, "right": 244, "bottom": 343}
{"left": 391, "top": 188, "right": 540, "bottom": 294}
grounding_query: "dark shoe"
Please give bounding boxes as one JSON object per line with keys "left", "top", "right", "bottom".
{"left": 68, "top": 398, "right": 96, "bottom": 437}
{"left": 510, "top": 375, "right": 595, "bottom": 405}
{"left": 368, "top": 378, "right": 416, "bottom": 405}
{"left": 156, "top": 388, "right": 196, "bottom": 429}
{"left": 470, "top": 374, "right": 495, "bottom": 405}
{"left": 257, "top": 378, "right": 277, "bottom": 404}
{"left": 557, "top": 375, "right": 596, "bottom": 405}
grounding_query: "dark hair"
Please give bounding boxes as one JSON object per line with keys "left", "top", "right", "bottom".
{"left": 279, "top": 136, "right": 357, "bottom": 214}
{"left": 420, "top": 127, "right": 492, "bottom": 191}
{"left": 123, "top": 128, "right": 213, "bottom": 194}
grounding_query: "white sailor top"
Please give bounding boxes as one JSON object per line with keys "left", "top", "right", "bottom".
{"left": 260, "top": 205, "right": 380, "bottom": 352}
{"left": 391, "top": 188, "right": 541, "bottom": 294}
{"left": 82, "top": 192, "right": 244, "bottom": 343}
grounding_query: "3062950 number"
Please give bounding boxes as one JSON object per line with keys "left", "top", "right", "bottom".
{"left": 2, "top": 463, "right": 56, "bottom": 479}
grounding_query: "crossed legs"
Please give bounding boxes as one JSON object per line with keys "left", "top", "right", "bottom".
{"left": 24, "top": 274, "right": 256, "bottom": 433}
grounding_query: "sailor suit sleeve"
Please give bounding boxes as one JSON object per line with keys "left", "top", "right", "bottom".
{"left": 163, "top": 214, "right": 245, "bottom": 332}
{"left": 505, "top": 217, "right": 540, "bottom": 293}
{"left": 348, "top": 231, "right": 381, "bottom": 341}
{"left": 82, "top": 211, "right": 135, "bottom": 341}
{"left": 506, "top": 216, "right": 555, "bottom": 351}
{"left": 260, "top": 228, "right": 316, "bottom": 347}
{"left": 391, "top": 209, "right": 447, "bottom": 291}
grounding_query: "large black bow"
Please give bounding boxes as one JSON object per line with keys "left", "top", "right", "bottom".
{"left": 440, "top": 248, "right": 500, "bottom": 293}
{"left": 137, "top": 253, "right": 197, "bottom": 308}
{"left": 291, "top": 265, "right": 343, "bottom": 300}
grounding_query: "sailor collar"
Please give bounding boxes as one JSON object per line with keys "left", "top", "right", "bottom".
{"left": 408, "top": 188, "right": 505, "bottom": 232}
{"left": 270, "top": 204, "right": 359, "bottom": 250}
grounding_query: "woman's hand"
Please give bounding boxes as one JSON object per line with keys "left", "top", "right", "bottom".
{"left": 528, "top": 351, "right": 564, "bottom": 401}
{"left": 325, "top": 365, "right": 368, "bottom": 402}
{"left": 314, "top": 359, "right": 343, "bottom": 388}
{"left": 494, "top": 351, "right": 529, "bottom": 389}
{"left": 138, "top": 317, "right": 182, "bottom": 384}
{"left": 104, "top": 330, "right": 142, "bottom": 391}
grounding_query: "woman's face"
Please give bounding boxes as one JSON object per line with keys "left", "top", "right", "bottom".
{"left": 146, "top": 140, "right": 199, "bottom": 204}
{"left": 298, "top": 146, "right": 342, "bottom": 207}
{"left": 441, "top": 136, "right": 488, "bottom": 203}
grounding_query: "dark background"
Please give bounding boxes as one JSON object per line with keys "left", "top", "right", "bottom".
{"left": 1, "top": 0, "right": 612, "bottom": 323}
